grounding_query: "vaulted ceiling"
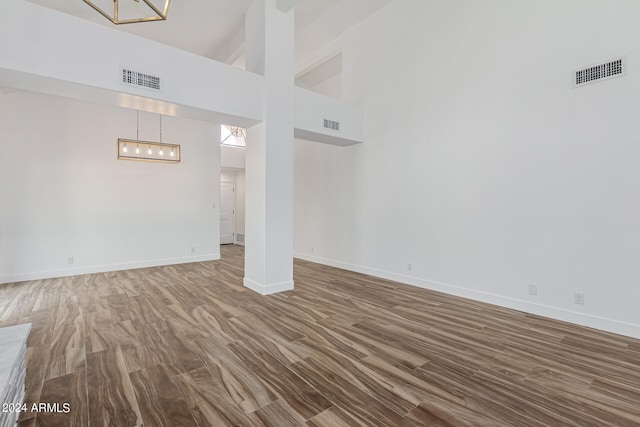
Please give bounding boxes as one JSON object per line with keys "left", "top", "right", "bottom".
{"left": 25, "top": 0, "right": 391, "bottom": 67}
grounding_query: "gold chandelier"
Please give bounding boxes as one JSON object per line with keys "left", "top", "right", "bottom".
{"left": 83, "top": 0, "right": 171, "bottom": 25}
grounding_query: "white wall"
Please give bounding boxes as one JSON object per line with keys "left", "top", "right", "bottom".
{"left": 235, "top": 170, "right": 246, "bottom": 240}
{"left": 220, "top": 170, "right": 237, "bottom": 184}
{"left": 294, "top": 87, "right": 363, "bottom": 146}
{"left": 0, "top": 91, "right": 220, "bottom": 283}
{"left": 294, "top": 0, "right": 640, "bottom": 338}
{"left": 309, "top": 73, "right": 342, "bottom": 100}
{"left": 294, "top": 139, "right": 357, "bottom": 260}
{"left": 221, "top": 145, "right": 246, "bottom": 169}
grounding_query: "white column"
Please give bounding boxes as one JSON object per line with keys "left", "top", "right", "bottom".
{"left": 243, "top": 0, "right": 295, "bottom": 295}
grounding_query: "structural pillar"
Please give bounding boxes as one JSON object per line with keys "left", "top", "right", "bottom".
{"left": 243, "top": 0, "right": 295, "bottom": 295}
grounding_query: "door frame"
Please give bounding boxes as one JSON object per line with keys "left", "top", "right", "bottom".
{"left": 220, "top": 181, "right": 236, "bottom": 245}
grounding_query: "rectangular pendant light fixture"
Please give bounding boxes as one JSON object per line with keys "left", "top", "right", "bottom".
{"left": 117, "top": 139, "right": 180, "bottom": 163}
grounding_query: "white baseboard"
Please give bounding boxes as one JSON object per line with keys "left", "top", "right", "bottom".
{"left": 294, "top": 252, "right": 640, "bottom": 340}
{"left": 0, "top": 253, "right": 221, "bottom": 285}
{"left": 243, "top": 277, "right": 294, "bottom": 295}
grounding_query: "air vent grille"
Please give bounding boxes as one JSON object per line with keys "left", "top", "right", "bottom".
{"left": 574, "top": 57, "right": 625, "bottom": 87}
{"left": 323, "top": 119, "right": 340, "bottom": 131}
{"left": 121, "top": 68, "right": 161, "bottom": 91}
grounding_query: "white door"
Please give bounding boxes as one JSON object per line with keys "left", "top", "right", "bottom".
{"left": 220, "top": 182, "right": 235, "bottom": 244}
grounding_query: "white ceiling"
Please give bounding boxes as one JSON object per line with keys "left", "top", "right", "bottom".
{"left": 25, "top": 0, "right": 390, "bottom": 65}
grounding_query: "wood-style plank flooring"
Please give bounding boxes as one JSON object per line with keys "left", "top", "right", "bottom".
{"left": 1, "top": 245, "right": 639, "bottom": 426}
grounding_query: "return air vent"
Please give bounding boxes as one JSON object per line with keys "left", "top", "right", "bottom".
{"left": 574, "top": 57, "right": 625, "bottom": 87}
{"left": 323, "top": 119, "right": 340, "bottom": 131}
{"left": 121, "top": 68, "right": 161, "bottom": 91}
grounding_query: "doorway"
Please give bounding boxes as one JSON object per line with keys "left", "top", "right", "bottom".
{"left": 220, "top": 182, "right": 235, "bottom": 244}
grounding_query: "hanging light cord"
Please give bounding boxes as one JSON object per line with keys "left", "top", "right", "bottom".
{"left": 136, "top": 110, "right": 140, "bottom": 141}
{"left": 160, "top": 114, "right": 163, "bottom": 143}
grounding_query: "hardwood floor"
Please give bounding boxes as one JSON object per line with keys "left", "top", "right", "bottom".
{"left": 1, "top": 245, "right": 639, "bottom": 426}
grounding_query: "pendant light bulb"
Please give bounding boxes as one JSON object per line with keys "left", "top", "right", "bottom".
{"left": 170, "top": 148, "right": 175, "bottom": 157}
{"left": 135, "top": 144, "right": 140, "bottom": 154}
{"left": 159, "top": 148, "right": 164, "bottom": 156}
{"left": 148, "top": 145, "right": 152, "bottom": 155}
{"left": 123, "top": 143, "right": 128, "bottom": 153}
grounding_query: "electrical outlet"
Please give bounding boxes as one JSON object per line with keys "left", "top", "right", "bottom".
{"left": 407, "top": 263, "right": 412, "bottom": 272}
{"left": 528, "top": 284, "right": 538, "bottom": 296}
{"left": 574, "top": 292, "right": 585, "bottom": 305}
{"left": 191, "top": 247, "right": 196, "bottom": 254}
{"left": 68, "top": 256, "right": 74, "bottom": 264}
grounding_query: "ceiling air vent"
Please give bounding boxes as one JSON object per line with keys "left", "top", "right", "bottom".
{"left": 121, "top": 68, "right": 161, "bottom": 91}
{"left": 574, "top": 57, "right": 626, "bottom": 87}
{"left": 323, "top": 119, "right": 340, "bottom": 131}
